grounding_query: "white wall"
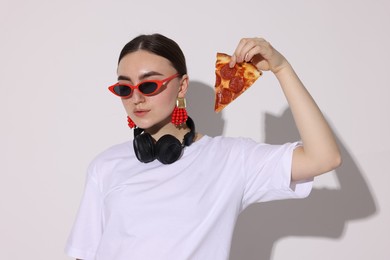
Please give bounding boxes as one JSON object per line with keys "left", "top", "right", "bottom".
{"left": 1, "top": 0, "right": 389, "bottom": 259}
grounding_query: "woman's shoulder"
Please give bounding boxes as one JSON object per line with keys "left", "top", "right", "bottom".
{"left": 194, "top": 134, "right": 261, "bottom": 150}
{"left": 90, "top": 140, "right": 133, "bottom": 164}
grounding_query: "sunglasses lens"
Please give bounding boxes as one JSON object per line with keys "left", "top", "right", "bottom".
{"left": 139, "top": 82, "right": 158, "bottom": 95}
{"left": 114, "top": 85, "right": 132, "bottom": 97}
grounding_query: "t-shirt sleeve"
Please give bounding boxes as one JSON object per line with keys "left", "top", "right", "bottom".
{"left": 65, "top": 162, "right": 103, "bottom": 260}
{"left": 240, "top": 139, "right": 313, "bottom": 210}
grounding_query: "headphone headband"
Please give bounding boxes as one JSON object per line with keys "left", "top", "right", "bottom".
{"left": 182, "top": 116, "right": 195, "bottom": 146}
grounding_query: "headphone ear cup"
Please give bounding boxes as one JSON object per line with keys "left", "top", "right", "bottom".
{"left": 133, "top": 132, "right": 156, "bottom": 163}
{"left": 155, "top": 135, "right": 183, "bottom": 164}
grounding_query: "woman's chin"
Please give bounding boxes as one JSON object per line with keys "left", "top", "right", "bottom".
{"left": 142, "top": 118, "right": 173, "bottom": 132}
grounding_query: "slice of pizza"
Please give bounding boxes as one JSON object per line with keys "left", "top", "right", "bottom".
{"left": 214, "top": 52, "right": 262, "bottom": 112}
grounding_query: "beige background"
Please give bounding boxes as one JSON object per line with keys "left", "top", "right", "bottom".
{"left": 1, "top": 0, "right": 389, "bottom": 259}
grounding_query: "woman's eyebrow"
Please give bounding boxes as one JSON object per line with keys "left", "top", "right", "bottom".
{"left": 117, "top": 75, "right": 131, "bottom": 81}
{"left": 117, "top": 71, "right": 164, "bottom": 82}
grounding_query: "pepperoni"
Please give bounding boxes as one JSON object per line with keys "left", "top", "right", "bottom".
{"left": 229, "top": 76, "right": 245, "bottom": 93}
{"left": 216, "top": 88, "right": 232, "bottom": 105}
{"left": 220, "top": 64, "right": 237, "bottom": 80}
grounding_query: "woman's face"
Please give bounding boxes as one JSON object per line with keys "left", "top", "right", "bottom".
{"left": 117, "top": 50, "right": 188, "bottom": 131}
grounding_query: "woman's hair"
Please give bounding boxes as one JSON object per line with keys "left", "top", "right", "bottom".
{"left": 118, "top": 33, "right": 187, "bottom": 76}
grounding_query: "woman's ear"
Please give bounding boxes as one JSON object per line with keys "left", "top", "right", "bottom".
{"left": 178, "top": 74, "right": 189, "bottom": 98}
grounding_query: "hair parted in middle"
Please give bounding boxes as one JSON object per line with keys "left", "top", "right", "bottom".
{"left": 118, "top": 34, "right": 187, "bottom": 77}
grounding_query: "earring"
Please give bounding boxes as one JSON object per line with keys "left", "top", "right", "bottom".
{"left": 171, "top": 97, "right": 188, "bottom": 126}
{"left": 127, "top": 116, "right": 136, "bottom": 129}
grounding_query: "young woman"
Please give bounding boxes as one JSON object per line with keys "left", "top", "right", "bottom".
{"left": 65, "top": 34, "right": 341, "bottom": 260}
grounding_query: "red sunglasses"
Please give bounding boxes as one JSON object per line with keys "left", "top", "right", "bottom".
{"left": 108, "top": 73, "right": 180, "bottom": 98}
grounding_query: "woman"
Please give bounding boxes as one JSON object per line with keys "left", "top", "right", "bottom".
{"left": 65, "top": 34, "right": 341, "bottom": 260}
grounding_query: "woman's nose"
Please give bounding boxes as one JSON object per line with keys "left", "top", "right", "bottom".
{"left": 131, "top": 89, "right": 145, "bottom": 104}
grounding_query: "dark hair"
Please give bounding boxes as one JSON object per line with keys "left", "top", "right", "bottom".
{"left": 118, "top": 33, "right": 187, "bottom": 76}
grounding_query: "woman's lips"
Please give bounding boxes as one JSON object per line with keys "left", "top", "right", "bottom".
{"left": 133, "top": 110, "right": 150, "bottom": 117}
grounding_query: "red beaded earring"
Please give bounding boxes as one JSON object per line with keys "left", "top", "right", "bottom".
{"left": 171, "top": 97, "right": 188, "bottom": 126}
{"left": 127, "top": 116, "right": 136, "bottom": 129}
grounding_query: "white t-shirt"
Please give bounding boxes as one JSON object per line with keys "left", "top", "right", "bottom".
{"left": 65, "top": 135, "right": 312, "bottom": 260}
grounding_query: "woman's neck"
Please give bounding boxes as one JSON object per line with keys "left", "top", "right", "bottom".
{"left": 147, "top": 119, "right": 191, "bottom": 143}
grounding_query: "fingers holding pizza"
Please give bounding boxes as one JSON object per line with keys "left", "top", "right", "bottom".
{"left": 229, "top": 37, "right": 289, "bottom": 74}
{"left": 214, "top": 37, "right": 291, "bottom": 112}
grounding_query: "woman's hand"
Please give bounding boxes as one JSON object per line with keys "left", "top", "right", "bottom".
{"left": 229, "top": 37, "right": 289, "bottom": 74}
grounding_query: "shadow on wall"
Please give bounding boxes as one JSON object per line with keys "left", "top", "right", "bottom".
{"left": 187, "top": 81, "right": 377, "bottom": 260}
{"left": 186, "top": 81, "right": 224, "bottom": 137}
{"left": 229, "top": 109, "right": 377, "bottom": 260}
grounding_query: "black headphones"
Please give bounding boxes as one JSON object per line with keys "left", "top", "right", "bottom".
{"left": 133, "top": 117, "right": 196, "bottom": 164}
